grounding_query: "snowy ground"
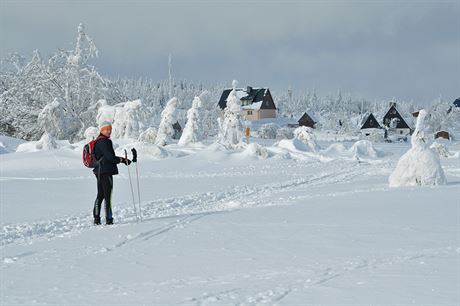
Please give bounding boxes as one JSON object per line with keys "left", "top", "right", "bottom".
{"left": 1, "top": 135, "right": 459, "bottom": 305}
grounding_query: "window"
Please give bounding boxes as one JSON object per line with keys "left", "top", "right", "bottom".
{"left": 247, "top": 110, "right": 253, "bottom": 115}
{"left": 400, "top": 130, "right": 403, "bottom": 134}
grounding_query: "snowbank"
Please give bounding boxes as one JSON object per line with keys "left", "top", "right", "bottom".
{"left": 348, "top": 140, "right": 382, "bottom": 158}
{"left": 15, "top": 133, "right": 73, "bottom": 152}
{"left": 0, "top": 135, "right": 27, "bottom": 154}
{"left": 322, "top": 140, "right": 384, "bottom": 160}
{"left": 275, "top": 139, "right": 310, "bottom": 152}
{"left": 236, "top": 143, "right": 269, "bottom": 159}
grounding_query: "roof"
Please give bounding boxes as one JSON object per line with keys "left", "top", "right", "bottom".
{"left": 361, "top": 113, "right": 382, "bottom": 129}
{"left": 454, "top": 98, "right": 460, "bottom": 107}
{"left": 218, "top": 87, "right": 276, "bottom": 110}
{"left": 383, "top": 105, "right": 411, "bottom": 129}
{"left": 298, "top": 112, "right": 316, "bottom": 124}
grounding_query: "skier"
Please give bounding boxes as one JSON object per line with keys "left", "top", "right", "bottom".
{"left": 93, "top": 121, "right": 131, "bottom": 225}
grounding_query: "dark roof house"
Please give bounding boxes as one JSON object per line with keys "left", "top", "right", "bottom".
{"left": 453, "top": 98, "right": 460, "bottom": 108}
{"left": 383, "top": 104, "right": 410, "bottom": 129}
{"left": 218, "top": 86, "right": 276, "bottom": 110}
{"left": 298, "top": 112, "right": 316, "bottom": 128}
{"left": 361, "top": 113, "right": 382, "bottom": 129}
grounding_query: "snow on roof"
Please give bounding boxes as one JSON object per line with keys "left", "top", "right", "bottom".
{"left": 231, "top": 88, "right": 263, "bottom": 101}
{"left": 242, "top": 101, "right": 263, "bottom": 110}
{"left": 234, "top": 89, "right": 248, "bottom": 100}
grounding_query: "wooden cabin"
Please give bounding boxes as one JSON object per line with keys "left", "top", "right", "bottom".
{"left": 298, "top": 112, "right": 316, "bottom": 128}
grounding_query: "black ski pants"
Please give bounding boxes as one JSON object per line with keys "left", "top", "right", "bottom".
{"left": 93, "top": 174, "right": 113, "bottom": 222}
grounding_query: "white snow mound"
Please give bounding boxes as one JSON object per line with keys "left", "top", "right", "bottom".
{"left": 275, "top": 139, "right": 309, "bottom": 152}
{"left": 348, "top": 140, "right": 382, "bottom": 158}
{"left": 238, "top": 143, "right": 269, "bottom": 159}
{"left": 0, "top": 135, "right": 27, "bottom": 154}
{"left": 388, "top": 146, "right": 447, "bottom": 187}
{"left": 389, "top": 109, "right": 446, "bottom": 187}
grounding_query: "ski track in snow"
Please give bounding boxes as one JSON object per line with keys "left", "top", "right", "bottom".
{"left": 180, "top": 246, "right": 457, "bottom": 305}
{"left": 1, "top": 160, "right": 376, "bottom": 247}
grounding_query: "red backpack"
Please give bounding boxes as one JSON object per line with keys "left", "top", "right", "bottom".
{"left": 82, "top": 136, "right": 104, "bottom": 168}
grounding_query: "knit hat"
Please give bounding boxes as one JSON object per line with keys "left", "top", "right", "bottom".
{"left": 99, "top": 121, "right": 112, "bottom": 132}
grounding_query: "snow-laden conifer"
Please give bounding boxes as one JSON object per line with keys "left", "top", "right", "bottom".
{"left": 389, "top": 109, "right": 446, "bottom": 187}
{"left": 293, "top": 126, "right": 318, "bottom": 152}
{"left": 178, "top": 96, "right": 202, "bottom": 146}
{"left": 155, "top": 97, "right": 178, "bottom": 146}
{"left": 217, "top": 80, "right": 243, "bottom": 148}
{"left": 112, "top": 100, "right": 145, "bottom": 139}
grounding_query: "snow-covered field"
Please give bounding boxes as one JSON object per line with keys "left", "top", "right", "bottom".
{"left": 1, "top": 135, "right": 459, "bottom": 305}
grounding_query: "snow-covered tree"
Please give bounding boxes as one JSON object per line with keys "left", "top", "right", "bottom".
{"left": 198, "top": 90, "right": 220, "bottom": 138}
{"left": 430, "top": 142, "right": 450, "bottom": 158}
{"left": 276, "top": 127, "right": 293, "bottom": 140}
{"left": 37, "top": 97, "right": 79, "bottom": 139}
{"left": 84, "top": 126, "right": 99, "bottom": 141}
{"left": 178, "top": 96, "right": 203, "bottom": 145}
{"left": 0, "top": 23, "right": 107, "bottom": 141}
{"left": 258, "top": 123, "right": 279, "bottom": 139}
{"left": 389, "top": 109, "right": 446, "bottom": 187}
{"left": 35, "top": 132, "right": 58, "bottom": 150}
{"left": 138, "top": 127, "right": 158, "bottom": 144}
{"left": 217, "top": 80, "right": 243, "bottom": 148}
{"left": 293, "top": 126, "right": 319, "bottom": 152}
{"left": 155, "top": 97, "right": 178, "bottom": 146}
{"left": 112, "top": 99, "right": 145, "bottom": 139}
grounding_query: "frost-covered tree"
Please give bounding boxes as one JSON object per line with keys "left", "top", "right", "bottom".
{"left": 35, "top": 132, "right": 58, "bottom": 150}
{"left": 178, "top": 96, "right": 203, "bottom": 145}
{"left": 0, "top": 23, "right": 108, "bottom": 141}
{"left": 138, "top": 127, "right": 158, "bottom": 144}
{"left": 37, "top": 97, "right": 79, "bottom": 139}
{"left": 425, "top": 96, "right": 460, "bottom": 133}
{"left": 198, "top": 90, "right": 220, "bottom": 138}
{"left": 217, "top": 80, "right": 243, "bottom": 148}
{"left": 293, "top": 126, "right": 319, "bottom": 152}
{"left": 389, "top": 109, "right": 446, "bottom": 187}
{"left": 112, "top": 100, "right": 146, "bottom": 139}
{"left": 258, "top": 123, "right": 279, "bottom": 139}
{"left": 276, "top": 127, "right": 294, "bottom": 140}
{"left": 155, "top": 97, "right": 178, "bottom": 146}
{"left": 84, "top": 126, "right": 99, "bottom": 141}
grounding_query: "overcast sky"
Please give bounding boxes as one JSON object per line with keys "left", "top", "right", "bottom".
{"left": 1, "top": 0, "right": 458, "bottom": 105}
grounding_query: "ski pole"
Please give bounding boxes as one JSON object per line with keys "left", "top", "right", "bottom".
{"left": 131, "top": 148, "right": 142, "bottom": 221}
{"left": 125, "top": 149, "right": 138, "bottom": 222}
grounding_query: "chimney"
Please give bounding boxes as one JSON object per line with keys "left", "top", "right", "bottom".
{"left": 246, "top": 86, "right": 252, "bottom": 93}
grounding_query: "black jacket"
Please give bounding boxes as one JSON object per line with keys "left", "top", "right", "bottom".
{"left": 93, "top": 135, "right": 121, "bottom": 175}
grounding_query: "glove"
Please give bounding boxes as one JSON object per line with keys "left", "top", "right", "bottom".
{"left": 120, "top": 157, "right": 131, "bottom": 165}
{"left": 131, "top": 148, "right": 137, "bottom": 163}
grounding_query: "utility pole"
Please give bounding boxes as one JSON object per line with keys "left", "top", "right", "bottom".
{"left": 168, "top": 53, "right": 173, "bottom": 99}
